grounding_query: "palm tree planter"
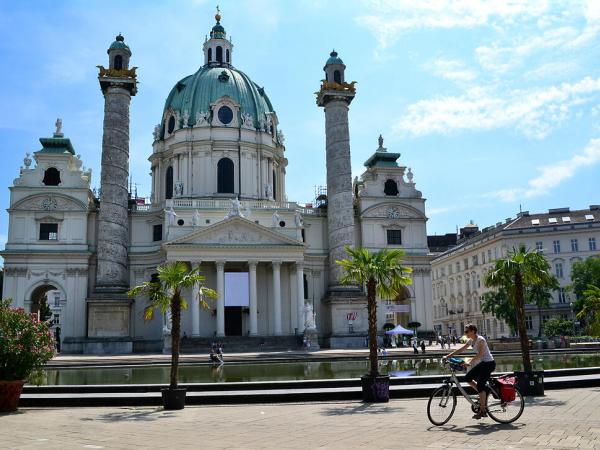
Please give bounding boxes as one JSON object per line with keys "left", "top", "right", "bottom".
{"left": 484, "top": 246, "right": 557, "bottom": 396}
{"left": 128, "top": 262, "right": 217, "bottom": 410}
{"left": 337, "top": 246, "right": 412, "bottom": 403}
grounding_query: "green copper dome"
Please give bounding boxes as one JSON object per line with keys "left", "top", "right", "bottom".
{"left": 325, "top": 50, "right": 344, "bottom": 66}
{"left": 162, "top": 66, "right": 274, "bottom": 132}
{"left": 108, "top": 34, "right": 129, "bottom": 52}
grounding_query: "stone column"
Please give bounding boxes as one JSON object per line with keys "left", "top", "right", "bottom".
{"left": 249, "top": 261, "right": 258, "bottom": 336}
{"left": 272, "top": 261, "right": 282, "bottom": 335}
{"left": 191, "top": 262, "right": 201, "bottom": 337}
{"left": 296, "top": 262, "right": 305, "bottom": 333}
{"left": 216, "top": 261, "right": 225, "bottom": 337}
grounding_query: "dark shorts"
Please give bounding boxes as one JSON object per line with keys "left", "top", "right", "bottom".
{"left": 465, "top": 360, "right": 496, "bottom": 393}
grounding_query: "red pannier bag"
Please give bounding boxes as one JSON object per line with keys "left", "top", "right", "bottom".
{"left": 497, "top": 375, "right": 516, "bottom": 402}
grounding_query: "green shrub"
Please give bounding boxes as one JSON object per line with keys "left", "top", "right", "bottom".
{"left": 543, "top": 318, "right": 574, "bottom": 337}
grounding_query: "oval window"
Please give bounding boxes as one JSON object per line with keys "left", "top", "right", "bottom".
{"left": 167, "top": 116, "right": 176, "bottom": 134}
{"left": 218, "top": 106, "right": 233, "bottom": 125}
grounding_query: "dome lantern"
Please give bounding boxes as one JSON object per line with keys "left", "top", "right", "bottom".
{"left": 323, "top": 49, "right": 346, "bottom": 84}
{"left": 107, "top": 33, "right": 131, "bottom": 70}
{"left": 203, "top": 6, "right": 233, "bottom": 67}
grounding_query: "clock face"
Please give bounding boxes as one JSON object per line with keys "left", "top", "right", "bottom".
{"left": 387, "top": 207, "right": 401, "bottom": 219}
{"left": 218, "top": 105, "right": 233, "bottom": 125}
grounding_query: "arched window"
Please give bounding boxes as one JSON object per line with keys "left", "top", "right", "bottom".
{"left": 216, "top": 46, "right": 223, "bottom": 63}
{"left": 333, "top": 70, "right": 341, "bottom": 83}
{"left": 165, "top": 166, "right": 173, "bottom": 199}
{"left": 43, "top": 167, "right": 61, "bottom": 186}
{"left": 208, "top": 48, "right": 212, "bottom": 62}
{"left": 272, "top": 170, "right": 277, "bottom": 200}
{"left": 384, "top": 179, "right": 398, "bottom": 196}
{"left": 217, "top": 158, "right": 234, "bottom": 193}
{"left": 114, "top": 55, "right": 123, "bottom": 70}
{"left": 226, "top": 49, "right": 230, "bottom": 63}
{"left": 303, "top": 274, "right": 308, "bottom": 300}
{"left": 167, "top": 116, "right": 175, "bottom": 134}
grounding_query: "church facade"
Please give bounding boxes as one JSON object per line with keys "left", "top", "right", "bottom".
{"left": 2, "top": 13, "right": 434, "bottom": 353}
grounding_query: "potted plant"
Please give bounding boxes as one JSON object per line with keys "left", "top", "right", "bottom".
{"left": 0, "top": 298, "right": 55, "bottom": 412}
{"left": 484, "top": 245, "right": 557, "bottom": 396}
{"left": 128, "top": 262, "right": 217, "bottom": 410}
{"left": 337, "top": 246, "right": 412, "bottom": 403}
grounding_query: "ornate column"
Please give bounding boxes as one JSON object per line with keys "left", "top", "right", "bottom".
{"left": 249, "top": 261, "right": 258, "bottom": 336}
{"left": 272, "top": 261, "right": 282, "bottom": 335}
{"left": 191, "top": 261, "right": 201, "bottom": 337}
{"left": 216, "top": 261, "right": 225, "bottom": 336}
{"left": 296, "top": 262, "right": 305, "bottom": 333}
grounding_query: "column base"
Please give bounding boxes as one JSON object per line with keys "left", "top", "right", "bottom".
{"left": 86, "top": 295, "right": 132, "bottom": 340}
{"left": 324, "top": 288, "right": 367, "bottom": 348}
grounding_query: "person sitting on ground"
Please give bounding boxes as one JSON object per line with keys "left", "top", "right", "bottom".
{"left": 444, "top": 323, "right": 496, "bottom": 420}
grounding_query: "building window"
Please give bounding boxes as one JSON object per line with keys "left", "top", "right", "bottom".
{"left": 571, "top": 239, "right": 579, "bottom": 252}
{"left": 456, "top": 262, "right": 460, "bottom": 272}
{"left": 383, "top": 179, "right": 398, "bottom": 196}
{"left": 553, "top": 240, "right": 561, "bottom": 253}
{"left": 208, "top": 47, "right": 212, "bottom": 62}
{"left": 165, "top": 166, "right": 173, "bottom": 199}
{"left": 385, "top": 312, "right": 395, "bottom": 322}
{"left": 555, "top": 262, "right": 564, "bottom": 278}
{"left": 590, "top": 237, "right": 597, "bottom": 251}
{"left": 42, "top": 167, "right": 61, "bottom": 186}
{"left": 216, "top": 46, "right": 223, "bottom": 63}
{"left": 153, "top": 224, "right": 163, "bottom": 242}
{"left": 53, "top": 314, "right": 60, "bottom": 325}
{"left": 272, "top": 169, "right": 277, "bottom": 200}
{"left": 477, "top": 275, "right": 481, "bottom": 288}
{"left": 39, "top": 223, "right": 58, "bottom": 240}
{"left": 494, "top": 247, "right": 498, "bottom": 259}
{"left": 500, "top": 321, "right": 505, "bottom": 333}
{"left": 303, "top": 274, "right": 308, "bottom": 300}
{"left": 487, "top": 249, "right": 492, "bottom": 262}
{"left": 536, "top": 241, "right": 543, "bottom": 253}
{"left": 217, "top": 158, "right": 234, "bottom": 193}
{"left": 217, "top": 105, "right": 233, "bottom": 125}
{"left": 525, "top": 316, "right": 533, "bottom": 331}
{"left": 226, "top": 49, "right": 230, "bottom": 63}
{"left": 114, "top": 54, "right": 123, "bottom": 70}
{"left": 558, "top": 287, "right": 567, "bottom": 303}
{"left": 481, "top": 252, "right": 485, "bottom": 264}
{"left": 387, "top": 229, "right": 402, "bottom": 245}
{"left": 463, "top": 258, "right": 469, "bottom": 270}
{"left": 472, "top": 255, "right": 479, "bottom": 266}
{"left": 167, "top": 116, "right": 176, "bottom": 134}
{"left": 333, "top": 70, "right": 341, "bottom": 83}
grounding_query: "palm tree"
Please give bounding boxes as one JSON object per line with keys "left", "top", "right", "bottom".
{"left": 484, "top": 245, "right": 556, "bottom": 373}
{"left": 337, "top": 246, "right": 412, "bottom": 377}
{"left": 128, "top": 262, "right": 217, "bottom": 392}
{"left": 576, "top": 285, "right": 600, "bottom": 335}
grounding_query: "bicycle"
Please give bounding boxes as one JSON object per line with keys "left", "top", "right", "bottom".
{"left": 427, "top": 357, "right": 525, "bottom": 426}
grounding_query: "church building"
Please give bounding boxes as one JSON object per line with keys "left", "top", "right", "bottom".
{"left": 2, "top": 12, "right": 433, "bottom": 353}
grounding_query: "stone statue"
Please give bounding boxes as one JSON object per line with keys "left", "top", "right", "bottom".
{"left": 304, "top": 302, "right": 317, "bottom": 330}
{"left": 195, "top": 111, "right": 209, "bottom": 127}
{"left": 23, "top": 153, "right": 32, "bottom": 168}
{"left": 272, "top": 210, "right": 281, "bottom": 227}
{"left": 241, "top": 112, "right": 254, "bottom": 129}
{"left": 294, "top": 210, "right": 303, "bottom": 227}
{"left": 277, "top": 130, "right": 285, "bottom": 144}
{"left": 226, "top": 197, "right": 244, "bottom": 219}
{"left": 378, "top": 134, "right": 384, "bottom": 148}
{"left": 153, "top": 124, "right": 161, "bottom": 141}
{"left": 264, "top": 114, "right": 273, "bottom": 133}
{"left": 265, "top": 183, "right": 273, "bottom": 200}
{"left": 192, "top": 209, "right": 201, "bottom": 227}
{"left": 174, "top": 181, "right": 184, "bottom": 197}
{"left": 162, "top": 308, "right": 172, "bottom": 335}
{"left": 55, "top": 118, "right": 62, "bottom": 135}
{"left": 407, "top": 167, "right": 414, "bottom": 183}
{"left": 182, "top": 110, "right": 190, "bottom": 128}
{"left": 165, "top": 206, "right": 178, "bottom": 227}
{"left": 174, "top": 110, "right": 181, "bottom": 130}
{"left": 75, "top": 154, "right": 83, "bottom": 170}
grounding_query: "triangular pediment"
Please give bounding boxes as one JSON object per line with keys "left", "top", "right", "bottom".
{"left": 165, "top": 216, "right": 303, "bottom": 247}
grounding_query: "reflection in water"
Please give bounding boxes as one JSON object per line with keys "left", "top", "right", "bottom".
{"left": 40, "top": 353, "right": 600, "bottom": 386}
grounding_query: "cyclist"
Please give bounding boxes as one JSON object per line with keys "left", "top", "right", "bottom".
{"left": 444, "top": 323, "right": 496, "bottom": 419}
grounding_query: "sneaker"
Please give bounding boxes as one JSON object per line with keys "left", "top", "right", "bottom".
{"left": 472, "top": 411, "right": 488, "bottom": 420}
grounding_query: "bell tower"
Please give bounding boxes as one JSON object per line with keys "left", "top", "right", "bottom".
{"left": 203, "top": 7, "right": 233, "bottom": 67}
{"left": 86, "top": 34, "right": 138, "bottom": 354}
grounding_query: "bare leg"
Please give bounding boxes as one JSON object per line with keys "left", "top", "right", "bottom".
{"left": 479, "top": 390, "right": 487, "bottom": 413}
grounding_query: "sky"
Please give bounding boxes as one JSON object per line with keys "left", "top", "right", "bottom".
{"left": 0, "top": 0, "right": 599, "bottom": 255}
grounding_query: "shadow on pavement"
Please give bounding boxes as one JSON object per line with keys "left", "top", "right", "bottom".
{"left": 80, "top": 407, "right": 177, "bottom": 422}
{"left": 427, "top": 422, "right": 525, "bottom": 435}
{"left": 525, "top": 397, "right": 566, "bottom": 407}
{"left": 321, "top": 402, "right": 404, "bottom": 416}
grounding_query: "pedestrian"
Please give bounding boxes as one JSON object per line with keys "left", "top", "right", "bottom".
{"left": 412, "top": 340, "right": 419, "bottom": 355}
{"left": 420, "top": 341, "right": 426, "bottom": 354}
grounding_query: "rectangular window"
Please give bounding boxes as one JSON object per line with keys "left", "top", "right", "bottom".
{"left": 472, "top": 255, "right": 479, "bottom": 266}
{"left": 39, "top": 223, "right": 58, "bottom": 240}
{"left": 53, "top": 294, "right": 60, "bottom": 307}
{"left": 456, "top": 262, "right": 460, "bottom": 272}
{"left": 525, "top": 316, "right": 533, "bottom": 331}
{"left": 553, "top": 240, "right": 561, "bottom": 253}
{"left": 386, "top": 229, "right": 402, "bottom": 245}
{"left": 487, "top": 249, "right": 492, "bottom": 262}
{"left": 571, "top": 239, "right": 578, "bottom": 252}
{"left": 555, "top": 262, "right": 564, "bottom": 279}
{"left": 385, "top": 313, "right": 395, "bottom": 321}
{"left": 500, "top": 321, "right": 505, "bottom": 333}
{"left": 481, "top": 252, "right": 485, "bottom": 264}
{"left": 464, "top": 258, "right": 469, "bottom": 270}
{"left": 53, "top": 314, "right": 60, "bottom": 325}
{"left": 494, "top": 247, "right": 498, "bottom": 259}
{"left": 153, "top": 224, "right": 163, "bottom": 242}
{"left": 558, "top": 288, "right": 567, "bottom": 303}
{"left": 590, "top": 237, "right": 597, "bottom": 251}
{"left": 536, "top": 241, "right": 543, "bottom": 253}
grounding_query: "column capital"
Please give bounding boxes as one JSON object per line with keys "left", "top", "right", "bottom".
{"left": 216, "top": 261, "right": 225, "bottom": 270}
{"left": 295, "top": 261, "right": 305, "bottom": 270}
{"left": 248, "top": 260, "right": 258, "bottom": 270}
{"left": 191, "top": 261, "right": 202, "bottom": 268}
{"left": 272, "top": 260, "right": 282, "bottom": 268}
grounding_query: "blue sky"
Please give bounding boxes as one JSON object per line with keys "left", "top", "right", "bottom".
{"left": 0, "top": 0, "right": 599, "bottom": 253}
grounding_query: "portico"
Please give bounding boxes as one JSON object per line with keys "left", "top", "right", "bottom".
{"left": 164, "top": 216, "right": 307, "bottom": 337}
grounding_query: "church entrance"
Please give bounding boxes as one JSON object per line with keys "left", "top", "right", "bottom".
{"left": 225, "top": 306, "right": 243, "bottom": 336}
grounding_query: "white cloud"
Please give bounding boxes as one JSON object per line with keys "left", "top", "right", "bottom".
{"left": 487, "top": 138, "right": 600, "bottom": 202}
{"left": 394, "top": 77, "right": 600, "bottom": 139}
{"left": 425, "top": 58, "right": 477, "bottom": 82}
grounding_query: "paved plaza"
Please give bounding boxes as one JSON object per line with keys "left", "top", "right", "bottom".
{"left": 2, "top": 388, "right": 600, "bottom": 449}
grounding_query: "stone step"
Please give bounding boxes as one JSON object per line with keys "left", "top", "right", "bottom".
{"left": 180, "top": 335, "right": 303, "bottom": 353}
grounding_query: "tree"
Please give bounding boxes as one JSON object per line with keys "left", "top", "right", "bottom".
{"left": 337, "top": 246, "right": 412, "bottom": 377}
{"left": 570, "top": 256, "right": 600, "bottom": 318}
{"left": 128, "top": 262, "right": 217, "bottom": 391}
{"left": 481, "top": 289, "right": 517, "bottom": 334}
{"left": 526, "top": 282, "right": 558, "bottom": 337}
{"left": 543, "top": 318, "right": 574, "bottom": 337}
{"left": 484, "top": 245, "right": 556, "bottom": 374}
{"left": 576, "top": 285, "right": 600, "bottom": 336}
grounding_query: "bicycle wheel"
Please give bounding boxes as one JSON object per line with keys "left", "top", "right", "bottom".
{"left": 427, "top": 385, "right": 457, "bottom": 426}
{"left": 487, "top": 386, "right": 525, "bottom": 424}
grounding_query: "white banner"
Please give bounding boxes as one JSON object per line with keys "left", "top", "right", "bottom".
{"left": 386, "top": 305, "right": 410, "bottom": 313}
{"left": 224, "top": 272, "right": 249, "bottom": 306}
